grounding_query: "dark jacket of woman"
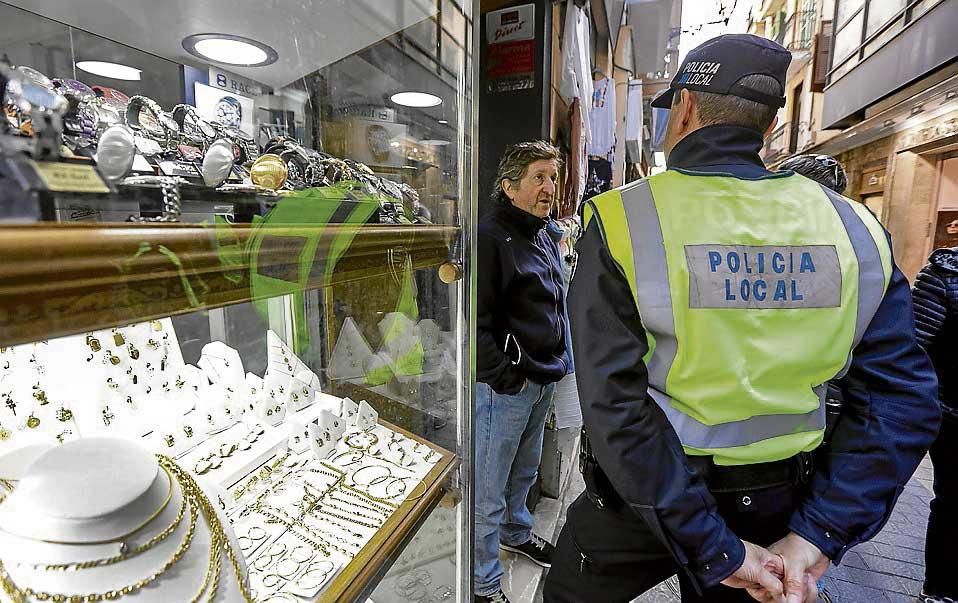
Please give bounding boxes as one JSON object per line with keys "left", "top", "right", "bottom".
{"left": 913, "top": 247, "right": 958, "bottom": 417}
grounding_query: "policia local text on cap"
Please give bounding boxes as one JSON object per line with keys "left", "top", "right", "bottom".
{"left": 542, "top": 34, "right": 940, "bottom": 603}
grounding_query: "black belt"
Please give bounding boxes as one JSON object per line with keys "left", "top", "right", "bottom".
{"left": 687, "top": 452, "right": 814, "bottom": 493}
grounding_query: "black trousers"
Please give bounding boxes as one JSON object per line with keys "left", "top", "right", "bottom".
{"left": 924, "top": 411, "right": 958, "bottom": 598}
{"left": 543, "top": 482, "right": 804, "bottom": 602}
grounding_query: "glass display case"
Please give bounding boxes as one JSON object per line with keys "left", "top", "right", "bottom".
{"left": 0, "top": 1, "right": 475, "bottom": 601}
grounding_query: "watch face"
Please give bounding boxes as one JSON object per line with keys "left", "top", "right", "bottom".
{"left": 215, "top": 96, "right": 242, "bottom": 129}
{"left": 54, "top": 79, "right": 95, "bottom": 100}
{"left": 92, "top": 86, "right": 130, "bottom": 112}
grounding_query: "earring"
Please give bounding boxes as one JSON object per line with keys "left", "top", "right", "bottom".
{"left": 112, "top": 330, "right": 125, "bottom": 346}
{"left": 26, "top": 414, "right": 40, "bottom": 429}
{"left": 164, "top": 434, "right": 175, "bottom": 448}
{"left": 107, "top": 352, "right": 121, "bottom": 366}
{"left": 102, "top": 407, "right": 114, "bottom": 427}
{"left": 56, "top": 408, "right": 73, "bottom": 422}
{"left": 4, "top": 396, "right": 15, "bottom": 416}
{"left": 127, "top": 344, "right": 140, "bottom": 360}
{"left": 0, "top": 425, "right": 10, "bottom": 440}
{"left": 151, "top": 320, "right": 162, "bottom": 332}
{"left": 184, "top": 425, "right": 194, "bottom": 438}
{"left": 85, "top": 335, "right": 102, "bottom": 352}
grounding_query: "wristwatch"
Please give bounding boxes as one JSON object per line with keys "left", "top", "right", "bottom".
{"left": 125, "top": 95, "right": 177, "bottom": 144}
{"left": 263, "top": 136, "right": 329, "bottom": 189}
{"left": 211, "top": 121, "right": 260, "bottom": 164}
{"left": 171, "top": 104, "right": 217, "bottom": 148}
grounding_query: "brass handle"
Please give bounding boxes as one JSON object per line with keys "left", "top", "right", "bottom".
{"left": 438, "top": 261, "right": 462, "bottom": 283}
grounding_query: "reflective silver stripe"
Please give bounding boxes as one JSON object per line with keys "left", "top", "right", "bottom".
{"left": 620, "top": 179, "right": 832, "bottom": 449}
{"left": 648, "top": 387, "right": 827, "bottom": 449}
{"left": 820, "top": 185, "right": 887, "bottom": 348}
{"left": 621, "top": 179, "right": 676, "bottom": 390}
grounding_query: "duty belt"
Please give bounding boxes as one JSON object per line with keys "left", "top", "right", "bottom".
{"left": 687, "top": 452, "right": 815, "bottom": 493}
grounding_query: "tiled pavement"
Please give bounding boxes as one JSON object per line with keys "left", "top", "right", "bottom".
{"left": 533, "top": 455, "right": 937, "bottom": 602}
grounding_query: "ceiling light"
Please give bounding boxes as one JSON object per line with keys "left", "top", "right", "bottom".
{"left": 390, "top": 92, "right": 442, "bottom": 108}
{"left": 421, "top": 139, "right": 450, "bottom": 146}
{"left": 437, "top": 119, "right": 449, "bottom": 125}
{"left": 183, "top": 34, "right": 278, "bottom": 67}
{"left": 76, "top": 61, "right": 141, "bottom": 81}
{"left": 883, "top": 119, "right": 895, "bottom": 127}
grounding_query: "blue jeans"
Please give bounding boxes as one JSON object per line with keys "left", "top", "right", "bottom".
{"left": 474, "top": 380, "right": 556, "bottom": 596}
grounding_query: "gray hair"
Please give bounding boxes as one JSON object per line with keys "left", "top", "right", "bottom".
{"left": 678, "top": 74, "right": 781, "bottom": 133}
{"left": 492, "top": 140, "right": 562, "bottom": 204}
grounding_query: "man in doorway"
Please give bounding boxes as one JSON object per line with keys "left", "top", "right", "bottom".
{"left": 475, "top": 141, "right": 570, "bottom": 603}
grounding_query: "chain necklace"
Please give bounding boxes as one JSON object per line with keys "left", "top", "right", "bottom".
{"left": 0, "top": 488, "right": 198, "bottom": 602}
{"left": 0, "top": 455, "right": 252, "bottom": 603}
{"left": 162, "top": 456, "right": 253, "bottom": 603}
{"left": 38, "top": 486, "right": 191, "bottom": 571}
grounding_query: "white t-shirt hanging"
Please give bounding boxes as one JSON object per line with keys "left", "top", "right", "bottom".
{"left": 559, "top": 0, "right": 592, "bottom": 144}
{"left": 588, "top": 77, "right": 616, "bottom": 159}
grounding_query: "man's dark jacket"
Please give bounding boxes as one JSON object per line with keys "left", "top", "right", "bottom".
{"left": 913, "top": 247, "right": 958, "bottom": 418}
{"left": 478, "top": 202, "right": 570, "bottom": 394}
{"left": 570, "top": 124, "right": 940, "bottom": 589}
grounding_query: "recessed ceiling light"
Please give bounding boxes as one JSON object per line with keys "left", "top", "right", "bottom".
{"left": 437, "top": 119, "right": 449, "bottom": 125}
{"left": 421, "top": 139, "right": 450, "bottom": 146}
{"left": 76, "top": 61, "right": 141, "bottom": 81}
{"left": 183, "top": 34, "right": 278, "bottom": 67}
{"left": 391, "top": 92, "right": 442, "bottom": 108}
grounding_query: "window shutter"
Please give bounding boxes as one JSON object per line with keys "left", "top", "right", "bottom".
{"left": 811, "top": 20, "right": 833, "bottom": 92}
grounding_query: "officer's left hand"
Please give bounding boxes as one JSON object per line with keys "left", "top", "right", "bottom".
{"left": 768, "top": 533, "right": 830, "bottom": 603}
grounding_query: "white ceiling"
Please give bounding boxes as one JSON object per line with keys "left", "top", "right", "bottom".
{"left": 6, "top": 0, "right": 438, "bottom": 90}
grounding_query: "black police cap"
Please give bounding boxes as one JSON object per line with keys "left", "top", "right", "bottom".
{"left": 651, "top": 34, "right": 791, "bottom": 109}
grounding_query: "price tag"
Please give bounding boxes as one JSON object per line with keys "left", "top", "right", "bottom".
{"left": 34, "top": 161, "right": 110, "bottom": 193}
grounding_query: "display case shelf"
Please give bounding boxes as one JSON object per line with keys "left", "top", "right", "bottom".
{"left": 0, "top": 222, "right": 456, "bottom": 347}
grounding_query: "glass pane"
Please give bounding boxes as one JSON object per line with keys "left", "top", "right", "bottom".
{"left": 909, "top": 0, "right": 945, "bottom": 21}
{"left": 442, "top": 32, "right": 464, "bottom": 75}
{"left": 866, "top": 0, "right": 906, "bottom": 36}
{"left": 836, "top": 0, "right": 865, "bottom": 27}
{"left": 407, "top": 17, "right": 440, "bottom": 56}
{"left": 830, "top": 54, "right": 859, "bottom": 83}
{"left": 443, "top": 0, "right": 466, "bottom": 38}
{"left": 833, "top": 10, "right": 864, "bottom": 62}
{"left": 863, "top": 16, "right": 903, "bottom": 58}
{"left": 0, "top": 0, "right": 473, "bottom": 601}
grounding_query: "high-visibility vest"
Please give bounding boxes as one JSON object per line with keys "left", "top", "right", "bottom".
{"left": 583, "top": 169, "right": 892, "bottom": 465}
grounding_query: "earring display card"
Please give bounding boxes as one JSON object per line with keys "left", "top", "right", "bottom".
{"left": 328, "top": 317, "right": 374, "bottom": 382}
{"left": 198, "top": 342, "right": 245, "bottom": 387}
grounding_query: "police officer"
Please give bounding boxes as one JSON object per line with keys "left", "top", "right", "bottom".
{"left": 543, "top": 34, "right": 940, "bottom": 603}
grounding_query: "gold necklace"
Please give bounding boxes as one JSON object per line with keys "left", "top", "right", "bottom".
{"left": 0, "top": 490, "right": 198, "bottom": 602}
{"left": 161, "top": 456, "right": 253, "bottom": 603}
{"left": 31, "top": 466, "right": 175, "bottom": 551}
{"left": 39, "top": 483, "right": 190, "bottom": 571}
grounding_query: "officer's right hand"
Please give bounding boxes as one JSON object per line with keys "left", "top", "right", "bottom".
{"left": 720, "top": 540, "right": 787, "bottom": 603}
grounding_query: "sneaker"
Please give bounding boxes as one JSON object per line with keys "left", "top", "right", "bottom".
{"left": 475, "top": 590, "right": 511, "bottom": 603}
{"left": 500, "top": 533, "right": 554, "bottom": 568}
{"left": 919, "top": 592, "right": 957, "bottom": 603}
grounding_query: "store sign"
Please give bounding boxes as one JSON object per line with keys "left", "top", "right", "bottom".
{"left": 208, "top": 67, "right": 264, "bottom": 97}
{"left": 897, "top": 117, "right": 958, "bottom": 151}
{"left": 485, "top": 4, "right": 535, "bottom": 93}
{"left": 336, "top": 105, "right": 395, "bottom": 123}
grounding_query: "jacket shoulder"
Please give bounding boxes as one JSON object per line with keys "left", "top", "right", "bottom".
{"left": 929, "top": 247, "right": 958, "bottom": 274}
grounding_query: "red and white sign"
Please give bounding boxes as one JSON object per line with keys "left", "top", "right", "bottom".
{"left": 485, "top": 4, "right": 535, "bottom": 93}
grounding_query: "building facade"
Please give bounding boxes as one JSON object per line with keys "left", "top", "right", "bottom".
{"left": 752, "top": 0, "right": 958, "bottom": 279}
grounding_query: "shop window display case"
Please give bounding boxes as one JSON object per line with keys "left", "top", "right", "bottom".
{"left": 0, "top": 1, "right": 476, "bottom": 601}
